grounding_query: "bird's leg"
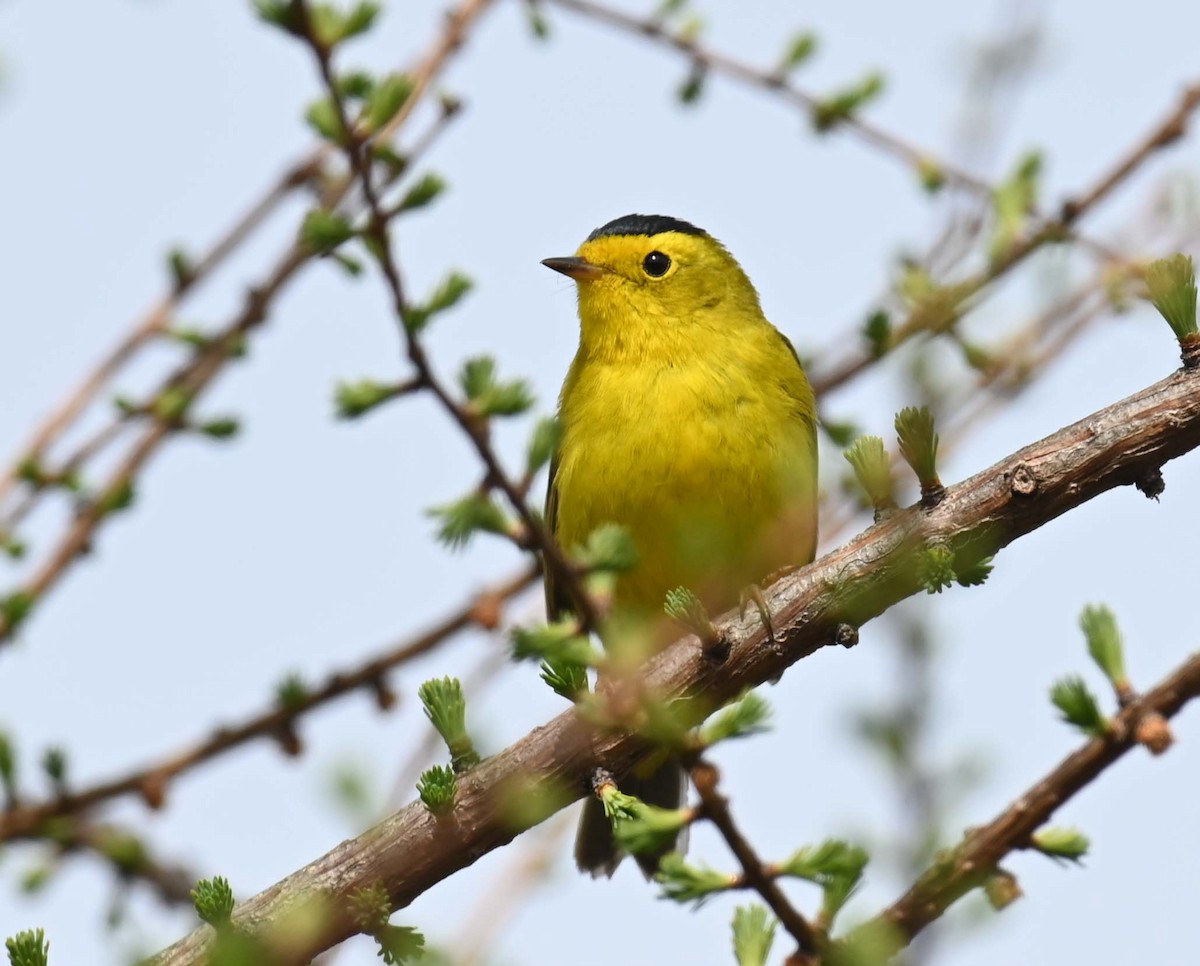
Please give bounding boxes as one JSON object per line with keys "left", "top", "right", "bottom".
{"left": 739, "top": 583, "right": 776, "bottom": 643}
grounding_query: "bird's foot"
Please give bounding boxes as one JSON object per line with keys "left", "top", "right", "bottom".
{"left": 739, "top": 583, "right": 776, "bottom": 643}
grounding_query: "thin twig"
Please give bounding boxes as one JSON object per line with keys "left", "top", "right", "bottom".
{"left": 867, "top": 647, "right": 1200, "bottom": 948}
{"left": 690, "top": 758, "right": 821, "bottom": 959}
{"left": 0, "top": 565, "right": 537, "bottom": 842}
{"left": 0, "top": 0, "right": 493, "bottom": 643}
{"left": 810, "top": 81, "right": 1200, "bottom": 396}
{"left": 294, "top": 0, "right": 601, "bottom": 632}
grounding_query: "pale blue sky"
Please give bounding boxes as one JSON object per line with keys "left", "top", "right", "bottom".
{"left": 1, "top": 1, "right": 1199, "bottom": 964}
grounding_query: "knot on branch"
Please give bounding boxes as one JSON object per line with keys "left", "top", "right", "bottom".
{"left": 1009, "top": 463, "right": 1039, "bottom": 497}
{"left": 1135, "top": 468, "right": 1166, "bottom": 501}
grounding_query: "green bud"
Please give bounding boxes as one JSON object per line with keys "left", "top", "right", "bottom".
{"left": 983, "top": 869, "right": 1022, "bottom": 910}
{"left": 1049, "top": 675, "right": 1108, "bottom": 737}
{"left": 364, "top": 73, "right": 414, "bottom": 133}
{"left": 418, "top": 677, "right": 479, "bottom": 772}
{"left": 664, "top": 586, "right": 717, "bottom": 644}
{"left": 538, "top": 655, "right": 590, "bottom": 701}
{"left": 778, "top": 32, "right": 817, "bottom": 73}
{"left": 190, "top": 876, "right": 235, "bottom": 926}
{"left": 19, "top": 865, "right": 54, "bottom": 896}
{"left": 198, "top": 417, "right": 241, "bottom": 440}
{"left": 0, "top": 592, "right": 34, "bottom": 636}
{"left": 917, "top": 545, "right": 956, "bottom": 594}
{"left": 895, "top": 405, "right": 940, "bottom": 488}
{"left": 812, "top": 71, "right": 885, "bottom": 132}
{"left": 1, "top": 533, "right": 26, "bottom": 560}
{"left": 349, "top": 882, "right": 392, "bottom": 933}
{"left": 0, "top": 731, "right": 17, "bottom": 801}
{"left": 40, "top": 747, "right": 67, "bottom": 793}
{"left": 4, "top": 928, "right": 49, "bottom": 966}
{"left": 843, "top": 435, "right": 895, "bottom": 512}
{"left": 510, "top": 620, "right": 600, "bottom": 667}
{"left": 677, "top": 64, "right": 706, "bottom": 105}
{"left": 731, "top": 905, "right": 777, "bottom": 966}
{"left": 305, "top": 96, "right": 346, "bottom": 144}
{"left": 301, "top": 209, "right": 356, "bottom": 254}
{"left": 577, "top": 523, "right": 638, "bottom": 574}
{"left": 1079, "top": 604, "right": 1128, "bottom": 692}
{"left": 374, "top": 925, "right": 425, "bottom": 965}
{"left": 405, "top": 270, "right": 472, "bottom": 335}
{"left": 781, "top": 839, "right": 868, "bottom": 922}
{"left": 95, "top": 827, "right": 148, "bottom": 873}
{"left": 336, "top": 70, "right": 375, "bottom": 101}
{"left": 955, "top": 555, "right": 995, "bottom": 588}
{"left": 428, "top": 493, "right": 514, "bottom": 549}
{"left": 698, "top": 691, "right": 772, "bottom": 746}
{"left": 1144, "top": 253, "right": 1198, "bottom": 342}
{"left": 16, "top": 458, "right": 46, "bottom": 488}
{"left": 275, "top": 672, "right": 309, "bottom": 712}
{"left": 820, "top": 418, "right": 860, "bottom": 449}
{"left": 917, "top": 156, "right": 946, "bottom": 194}
{"left": 98, "top": 479, "right": 136, "bottom": 516}
{"left": 655, "top": 852, "right": 736, "bottom": 905}
{"left": 459, "top": 356, "right": 535, "bottom": 418}
{"left": 863, "top": 309, "right": 892, "bottom": 358}
{"left": 1031, "top": 826, "right": 1090, "bottom": 863}
{"left": 526, "top": 3, "right": 551, "bottom": 39}
{"left": 613, "top": 801, "right": 694, "bottom": 857}
{"left": 167, "top": 246, "right": 195, "bottom": 291}
{"left": 334, "top": 378, "right": 399, "bottom": 419}
{"left": 153, "top": 387, "right": 192, "bottom": 423}
{"left": 394, "top": 172, "right": 447, "bottom": 215}
{"left": 416, "top": 764, "right": 456, "bottom": 813}
{"left": 990, "top": 151, "right": 1043, "bottom": 262}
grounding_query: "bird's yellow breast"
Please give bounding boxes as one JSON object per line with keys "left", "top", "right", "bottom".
{"left": 553, "top": 327, "right": 816, "bottom": 619}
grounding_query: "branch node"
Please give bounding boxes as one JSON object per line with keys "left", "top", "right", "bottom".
{"left": 1010, "top": 463, "right": 1039, "bottom": 497}
{"left": 588, "top": 767, "right": 615, "bottom": 798}
{"left": 1135, "top": 468, "right": 1165, "bottom": 501}
{"left": 834, "top": 623, "right": 859, "bottom": 649}
{"left": 1180, "top": 333, "right": 1200, "bottom": 370}
{"left": 139, "top": 771, "right": 169, "bottom": 811}
{"left": 1134, "top": 711, "right": 1174, "bottom": 755}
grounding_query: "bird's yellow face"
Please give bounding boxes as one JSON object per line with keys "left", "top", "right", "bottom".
{"left": 542, "top": 214, "right": 764, "bottom": 362}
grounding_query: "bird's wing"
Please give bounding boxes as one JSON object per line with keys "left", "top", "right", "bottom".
{"left": 543, "top": 452, "right": 572, "bottom": 620}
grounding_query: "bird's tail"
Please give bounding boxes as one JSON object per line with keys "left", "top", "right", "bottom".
{"left": 574, "top": 761, "right": 688, "bottom": 878}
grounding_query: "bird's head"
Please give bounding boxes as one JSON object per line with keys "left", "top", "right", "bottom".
{"left": 542, "top": 214, "right": 764, "bottom": 359}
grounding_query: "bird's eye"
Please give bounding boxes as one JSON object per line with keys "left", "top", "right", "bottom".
{"left": 642, "top": 251, "right": 671, "bottom": 277}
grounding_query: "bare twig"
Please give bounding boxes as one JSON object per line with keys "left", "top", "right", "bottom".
{"left": 810, "top": 81, "right": 1200, "bottom": 396}
{"left": 0, "top": 158, "right": 316, "bottom": 512}
{"left": 147, "top": 362, "right": 1200, "bottom": 964}
{"left": 293, "top": 0, "right": 601, "bottom": 631}
{"left": 690, "top": 758, "right": 821, "bottom": 960}
{"left": 867, "top": 647, "right": 1200, "bottom": 948}
{"left": 0, "top": 0, "right": 496, "bottom": 644}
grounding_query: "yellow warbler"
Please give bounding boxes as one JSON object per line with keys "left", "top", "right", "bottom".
{"left": 542, "top": 214, "right": 818, "bottom": 876}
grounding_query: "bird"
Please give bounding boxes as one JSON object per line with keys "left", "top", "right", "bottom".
{"left": 541, "top": 213, "right": 818, "bottom": 877}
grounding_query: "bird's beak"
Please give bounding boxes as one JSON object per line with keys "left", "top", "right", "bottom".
{"left": 541, "top": 256, "right": 608, "bottom": 281}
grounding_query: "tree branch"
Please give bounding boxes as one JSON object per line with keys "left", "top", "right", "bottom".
{"left": 0, "top": 565, "right": 536, "bottom": 842}
{"left": 690, "top": 759, "right": 821, "bottom": 959}
{"left": 147, "top": 361, "right": 1200, "bottom": 963}
{"left": 862, "top": 646, "right": 1200, "bottom": 950}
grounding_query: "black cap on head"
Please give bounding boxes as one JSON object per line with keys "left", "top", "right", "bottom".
{"left": 585, "top": 213, "right": 706, "bottom": 242}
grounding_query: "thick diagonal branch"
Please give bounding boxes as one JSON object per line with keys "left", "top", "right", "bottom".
{"left": 148, "top": 364, "right": 1200, "bottom": 964}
